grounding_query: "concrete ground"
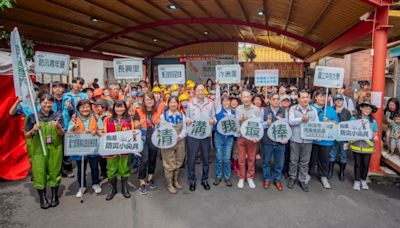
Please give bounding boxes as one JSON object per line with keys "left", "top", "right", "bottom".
{"left": 1, "top": 156, "right": 399, "bottom": 228}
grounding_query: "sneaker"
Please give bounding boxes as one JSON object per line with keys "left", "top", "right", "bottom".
{"left": 353, "top": 181, "right": 361, "bottom": 191}
{"left": 92, "top": 184, "right": 102, "bottom": 194}
{"left": 361, "top": 180, "right": 369, "bottom": 190}
{"left": 213, "top": 178, "right": 221, "bottom": 186}
{"left": 320, "top": 177, "right": 331, "bottom": 189}
{"left": 225, "top": 179, "right": 232, "bottom": 187}
{"left": 237, "top": 179, "right": 244, "bottom": 189}
{"left": 247, "top": 178, "right": 256, "bottom": 189}
{"left": 76, "top": 187, "right": 86, "bottom": 198}
{"left": 147, "top": 180, "right": 158, "bottom": 190}
{"left": 304, "top": 173, "right": 311, "bottom": 185}
{"left": 139, "top": 185, "right": 148, "bottom": 195}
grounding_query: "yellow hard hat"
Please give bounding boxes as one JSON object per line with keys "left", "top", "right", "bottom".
{"left": 186, "top": 80, "right": 194, "bottom": 85}
{"left": 187, "top": 82, "right": 195, "bottom": 89}
{"left": 171, "top": 84, "right": 180, "bottom": 91}
{"left": 178, "top": 93, "right": 189, "bottom": 102}
{"left": 160, "top": 84, "right": 167, "bottom": 89}
{"left": 152, "top": 86, "right": 161, "bottom": 93}
{"left": 164, "top": 89, "right": 171, "bottom": 95}
{"left": 204, "top": 89, "right": 209, "bottom": 96}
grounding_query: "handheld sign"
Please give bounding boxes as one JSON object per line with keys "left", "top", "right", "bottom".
{"left": 158, "top": 64, "right": 185, "bottom": 85}
{"left": 64, "top": 133, "right": 99, "bottom": 156}
{"left": 254, "top": 69, "right": 279, "bottom": 86}
{"left": 113, "top": 58, "right": 143, "bottom": 80}
{"left": 301, "top": 121, "right": 337, "bottom": 141}
{"left": 34, "top": 51, "right": 70, "bottom": 75}
{"left": 99, "top": 130, "right": 143, "bottom": 156}
{"left": 240, "top": 117, "right": 264, "bottom": 141}
{"left": 313, "top": 66, "right": 344, "bottom": 88}
{"left": 217, "top": 115, "right": 240, "bottom": 136}
{"left": 267, "top": 119, "right": 292, "bottom": 142}
{"left": 336, "top": 119, "right": 373, "bottom": 141}
{"left": 216, "top": 64, "right": 241, "bottom": 84}
{"left": 188, "top": 115, "right": 212, "bottom": 139}
{"left": 151, "top": 122, "right": 178, "bottom": 149}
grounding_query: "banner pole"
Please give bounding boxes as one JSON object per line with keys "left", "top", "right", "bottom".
{"left": 324, "top": 87, "right": 329, "bottom": 118}
{"left": 50, "top": 75, "right": 53, "bottom": 95}
{"left": 81, "top": 155, "right": 84, "bottom": 203}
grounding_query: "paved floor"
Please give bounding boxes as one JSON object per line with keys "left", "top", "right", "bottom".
{"left": 1, "top": 156, "right": 399, "bottom": 228}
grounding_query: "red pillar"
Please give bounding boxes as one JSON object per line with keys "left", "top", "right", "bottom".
{"left": 370, "top": 6, "right": 390, "bottom": 173}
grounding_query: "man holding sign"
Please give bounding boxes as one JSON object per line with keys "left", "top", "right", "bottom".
{"left": 288, "top": 90, "right": 319, "bottom": 192}
{"left": 186, "top": 84, "right": 215, "bottom": 191}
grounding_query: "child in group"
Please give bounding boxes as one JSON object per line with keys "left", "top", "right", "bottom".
{"left": 386, "top": 112, "right": 400, "bottom": 155}
{"left": 68, "top": 99, "right": 102, "bottom": 197}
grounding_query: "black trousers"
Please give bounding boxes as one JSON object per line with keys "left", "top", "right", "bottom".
{"left": 310, "top": 144, "right": 332, "bottom": 178}
{"left": 187, "top": 136, "right": 210, "bottom": 184}
{"left": 99, "top": 157, "right": 107, "bottom": 178}
{"left": 353, "top": 152, "right": 371, "bottom": 181}
{"left": 138, "top": 139, "right": 158, "bottom": 180}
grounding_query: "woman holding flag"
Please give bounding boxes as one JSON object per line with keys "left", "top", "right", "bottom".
{"left": 25, "top": 94, "right": 64, "bottom": 209}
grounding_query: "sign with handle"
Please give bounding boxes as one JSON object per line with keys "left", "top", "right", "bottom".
{"left": 313, "top": 66, "right": 344, "bottom": 88}
{"left": 216, "top": 64, "right": 241, "bottom": 84}
{"left": 113, "top": 58, "right": 143, "bottom": 80}
{"left": 158, "top": 64, "right": 186, "bottom": 85}
{"left": 254, "top": 69, "right": 279, "bottom": 86}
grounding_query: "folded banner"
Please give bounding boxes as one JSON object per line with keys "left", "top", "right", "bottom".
{"left": 64, "top": 133, "right": 100, "bottom": 156}
{"left": 216, "top": 115, "right": 239, "bottom": 136}
{"left": 240, "top": 117, "right": 264, "bottom": 141}
{"left": 187, "top": 115, "right": 212, "bottom": 139}
{"left": 151, "top": 122, "right": 178, "bottom": 149}
{"left": 99, "top": 130, "right": 143, "bottom": 156}
{"left": 301, "top": 121, "right": 337, "bottom": 141}
{"left": 336, "top": 119, "right": 373, "bottom": 141}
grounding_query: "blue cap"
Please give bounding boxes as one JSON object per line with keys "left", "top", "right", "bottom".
{"left": 333, "top": 94, "right": 344, "bottom": 101}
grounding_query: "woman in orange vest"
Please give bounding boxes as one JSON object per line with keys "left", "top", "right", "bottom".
{"left": 68, "top": 99, "right": 102, "bottom": 198}
{"left": 136, "top": 92, "right": 162, "bottom": 195}
{"left": 102, "top": 100, "right": 139, "bottom": 200}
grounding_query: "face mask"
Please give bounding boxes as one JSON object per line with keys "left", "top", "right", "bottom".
{"left": 154, "top": 94, "right": 161, "bottom": 100}
{"left": 181, "top": 102, "right": 188, "bottom": 109}
{"left": 104, "top": 91, "right": 110, "bottom": 96}
{"left": 172, "top": 91, "right": 179, "bottom": 97}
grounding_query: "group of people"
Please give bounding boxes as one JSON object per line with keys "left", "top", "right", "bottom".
{"left": 9, "top": 76, "right": 387, "bottom": 210}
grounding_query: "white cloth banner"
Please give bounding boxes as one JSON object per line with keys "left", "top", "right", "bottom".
{"left": 313, "top": 66, "right": 344, "bottom": 88}
{"left": 254, "top": 69, "right": 279, "bottom": 86}
{"left": 336, "top": 119, "right": 373, "bottom": 141}
{"left": 99, "top": 130, "right": 143, "bottom": 156}
{"left": 267, "top": 119, "right": 292, "bottom": 142}
{"left": 301, "top": 121, "right": 337, "bottom": 141}
{"left": 158, "top": 64, "right": 185, "bottom": 85}
{"left": 187, "top": 115, "right": 212, "bottom": 139}
{"left": 64, "top": 133, "right": 99, "bottom": 156}
{"left": 216, "top": 115, "right": 240, "bottom": 136}
{"left": 215, "top": 64, "right": 241, "bottom": 84}
{"left": 113, "top": 58, "right": 143, "bottom": 80}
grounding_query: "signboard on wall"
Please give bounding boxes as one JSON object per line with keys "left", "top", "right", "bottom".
{"left": 185, "top": 56, "right": 236, "bottom": 83}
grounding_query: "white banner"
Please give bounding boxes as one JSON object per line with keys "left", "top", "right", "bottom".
{"left": 158, "top": 64, "right": 185, "bottom": 85}
{"left": 267, "top": 119, "right": 292, "bottom": 142}
{"left": 34, "top": 51, "right": 70, "bottom": 75}
{"left": 99, "top": 130, "right": 143, "bottom": 156}
{"left": 301, "top": 121, "right": 337, "bottom": 141}
{"left": 64, "top": 133, "right": 99, "bottom": 156}
{"left": 113, "top": 58, "right": 143, "bottom": 80}
{"left": 216, "top": 115, "right": 240, "bottom": 136}
{"left": 336, "top": 119, "right": 373, "bottom": 141}
{"left": 254, "top": 69, "right": 279, "bottom": 86}
{"left": 151, "top": 122, "right": 178, "bottom": 149}
{"left": 313, "top": 66, "right": 344, "bottom": 88}
{"left": 215, "top": 64, "right": 241, "bottom": 84}
{"left": 240, "top": 117, "right": 264, "bottom": 141}
{"left": 187, "top": 115, "right": 212, "bottom": 139}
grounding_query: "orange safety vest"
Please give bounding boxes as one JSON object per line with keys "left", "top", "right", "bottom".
{"left": 71, "top": 115, "right": 98, "bottom": 133}
{"left": 136, "top": 107, "right": 162, "bottom": 129}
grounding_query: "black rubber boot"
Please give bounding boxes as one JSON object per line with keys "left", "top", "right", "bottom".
{"left": 38, "top": 189, "right": 50, "bottom": 209}
{"left": 328, "top": 162, "right": 334, "bottom": 179}
{"left": 121, "top": 177, "right": 131, "bottom": 198}
{"left": 50, "top": 186, "right": 59, "bottom": 207}
{"left": 339, "top": 163, "right": 346, "bottom": 182}
{"left": 106, "top": 178, "right": 117, "bottom": 201}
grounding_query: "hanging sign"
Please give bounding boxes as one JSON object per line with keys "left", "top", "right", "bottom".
{"left": 313, "top": 66, "right": 344, "bottom": 88}
{"left": 267, "top": 119, "right": 292, "bottom": 142}
{"left": 254, "top": 69, "right": 279, "bottom": 86}
{"left": 216, "top": 64, "right": 241, "bottom": 84}
{"left": 113, "top": 58, "right": 143, "bottom": 80}
{"left": 34, "top": 51, "right": 70, "bottom": 75}
{"left": 240, "top": 117, "right": 264, "bottom": 141}
{"left": 336, "top": 119, "right": 373, "bottom": 141}
{"left": 301, "top": 121, "right": 337, "bottom": 141}
{"left": 158, "top": 64, "right": 185, "bottom": 85}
